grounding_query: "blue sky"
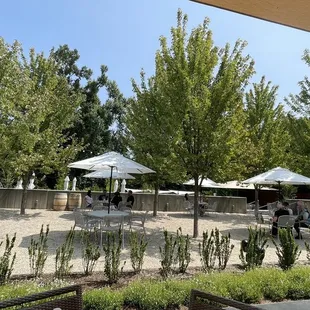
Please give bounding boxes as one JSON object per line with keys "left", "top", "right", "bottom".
{"left": 1, "top": 0, "right": 309, "bottom": 103}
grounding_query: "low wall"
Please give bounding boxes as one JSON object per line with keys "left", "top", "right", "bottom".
{"left": 0, "top": 189, "right": 247, "bottom": 213}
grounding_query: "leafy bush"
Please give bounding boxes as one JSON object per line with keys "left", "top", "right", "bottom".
{"left": 176, "top": 227, "right": 191, "bottom": 273}
{"left": 83, "top": 288, "right": 124, "bottom": 310}
{"left": 0, "top": 234, "right": 16, "bottom": 285}
{"left": 239, "top": 226, "right": 268, "bottom": 270}
{"left": 103, "top": 229, "right": 125, "bottom": 284}
{"left": 245, "top": 268, "right": 289, "bottom": 302}
{"left": 28, "top": 225, "right": 49, "bottom": 278}
{"left": 286, "top": 266, "right": 310, "bottom": 300}
{"left": 55, "top": 226, "right": 75, "bottom": 279}
{"left": 81, "top": 229, "right": 101, "bottom": 276}
{"left": 305, "top": 241, "right": 310, "bottom": 262}
{"left": 214, "top": 228, "right": 234, "bottom": 270}
{"left": 273, "top": 227, "right": 301, "bottom": 270}
{"left": 129, "top": 230, "right": 148, "bottom": 273}
{"left": 199, "top": 230, "right": 216, "bottom": 271}
{"left": 159, "top": 230, "right": 176, "bottom": 278}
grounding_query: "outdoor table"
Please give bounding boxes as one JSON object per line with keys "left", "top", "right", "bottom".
{"left": 86, "top": 210, "right": 129, "bottom": 248}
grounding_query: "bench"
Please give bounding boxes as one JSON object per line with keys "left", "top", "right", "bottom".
{"left": 0, "top": 285, "right": 82, "bottom": 310}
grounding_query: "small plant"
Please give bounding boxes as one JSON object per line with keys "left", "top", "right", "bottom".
{"left": 103, "top": 229, "right": 125, "bottom": 284}
{"left": 239, "top": 226, "right": 269, "bottom": 270}
{"left": 214, "top": 228, "right": 234, "bottom": 270}
{"left": 81, "top": 229, "right": 101, "bottom": 275}
{"left": 273, "top": 226, "right": 301, "bottom": 270}
{"left": 129, "top": 230, "right": 148, "bottom": 273}
{"left": 0, "top": 234, "right": 16, "bottom": 285}
{"left": 199, "top": 230, "right": 216, "bottom": 272}
{"left": 55, "top": 226, "right": 75, "bottom": 279}
{"left": 28, "top": 224, "right": 49, "bottom": 278}
{"left": 159, "top": 230, "right": 177, "bottom": 278}
{"left": 305, "top": 241, "right": 310, "bottom": 262}
{"left": 176, "top": 227, "right": 191, "bottom": 273}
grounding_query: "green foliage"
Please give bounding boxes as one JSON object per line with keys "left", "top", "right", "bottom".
{"left": 176, "top": 227, "right": 191, "bottom": 273}
{"left": 272, "top": 227, "right": 301, "bottom": 270}
{"left": 159, "top": 230, "right": 177, "bottom": 278}
{"left": 28, "top": 225, "right": 49, "bottom": 278}
{"left": 0, "top": 234, "right": 16, "bottom": 285}
{"left": 129, "top": 230, "right": 148, "bottom": 273}
{"left": 286, "top": 266, "right": 310, "bottom": 300}
{"left": 199, "top": 228, "right": 234, "bottom": 272}
{"left": 103, "top": 229, "right": 125, "bottom": 284}
{"left": 83, "top": 288, "right": 124, "bottom": 310}
{"left": 81, "top": 230, "right": 101, "bottom": 276}
{"left": 239, "top": 226, "right": 269, "bottom": 270}
{"left": 55, "top": 227, "right": 75, "bottom": 279}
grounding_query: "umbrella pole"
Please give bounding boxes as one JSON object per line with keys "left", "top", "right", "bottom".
{"left": 108, "top": 166, "right": 114, "bottom": 214}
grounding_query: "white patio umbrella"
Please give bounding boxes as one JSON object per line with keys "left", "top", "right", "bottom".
{"left": 68, "top": 151, "right": 155, "bottom": 212}
{"left": 242, "top": 167, "right": 310, "bottom": 214}
{"left": 183, "top": 177, "right": 219, "bottom": 188}
{"left": 83, "top": 171, "right": 135, "bottom": 180}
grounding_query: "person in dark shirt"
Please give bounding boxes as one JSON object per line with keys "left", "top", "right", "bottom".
{"left": 111, "top": 191, "right": 122, "bottom": 208}
{"left": 271, "top": 202, "right": 290, "bottom": 236}
{"left": 126, "top": 190, "right": 135, "bottom": 208}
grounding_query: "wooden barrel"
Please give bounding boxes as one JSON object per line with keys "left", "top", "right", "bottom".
{"left": 53, "top": 193, "right": 68, "bottom": 211}
{"left": 68, "top": 193, "right": 82, "bottom": 211}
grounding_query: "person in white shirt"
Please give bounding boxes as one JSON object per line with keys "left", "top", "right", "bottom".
{"left": 84, "top": 190, "right": 93, "bottom": 209}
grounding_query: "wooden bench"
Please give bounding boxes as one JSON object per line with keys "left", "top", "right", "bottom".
{"left": 0, "top": 285, "right": 82, "bottom": 310}
{"left": 189, "top": 289, "right": 261, "bottom": 310}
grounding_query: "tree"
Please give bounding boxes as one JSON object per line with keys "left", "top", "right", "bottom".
{"left": 0, "top": 39, "right": 83, "bottom": 214}
{"left": 130, "top": 10, "right": 255, "bottom": 237}
{"left": 244, "top": 77, "right": 289, "bottom": 176}
{"left": 285, "top": 50, "right": 310, "bottom": 176}
{"left": 126, "top": 72, "right": 186, "bottom": 216}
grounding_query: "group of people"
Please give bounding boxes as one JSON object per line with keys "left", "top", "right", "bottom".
{"left": 84, "top": 190, "right": 135, "bottom": 209}
{"left": 272, "top": 200, "right": 310, "bottom": 239}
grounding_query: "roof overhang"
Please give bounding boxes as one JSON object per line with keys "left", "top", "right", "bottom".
{"left": 191, "top": 0, "right": 310, "bottom": 32}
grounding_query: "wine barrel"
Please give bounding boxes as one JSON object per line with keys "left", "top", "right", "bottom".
{"left": 53, "top": 193, "right": 68, "bottom": 211}
{"left": 68, "top": 193, "right": 82, "bottom": 211}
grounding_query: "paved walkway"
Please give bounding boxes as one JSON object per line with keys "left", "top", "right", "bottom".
{"left": 256, "top": 300, "right": 310, "bottom": 309}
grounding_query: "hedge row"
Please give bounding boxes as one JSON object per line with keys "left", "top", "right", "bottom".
{"left": 1, "top": 267, "right": 310, "bottom": 310}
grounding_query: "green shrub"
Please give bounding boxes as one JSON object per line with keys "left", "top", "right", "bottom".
{"left": 286, "top": 266, "right": 310, "bottom": 300}
{"left": 83, "top": 288, "right": 124, "bottom": 310}
{"left": 214, "top": 228, "right": 234, "bottom": 270}
{"left": 239, "top": 226, "right": 268, "bottom": 270}
{"left": 159, "top": 230, "right": 177, "bottom": 278}
{"left": 199, "top": 230, "right": 216, "bottom": 272}
{"left": 164, "top": 279, "right": 194, "bottom": 307}
{"left": 103, "top": 229, "right": 125, "bottom": 284}
{"left": 305, "top": 241, "right": 310, "bottom": 262}
{"left": 273, "top": 227, "right": 301, "bottom": 270}
{"left": 28, "top": 225, "right": 49, "bottom": 278}
{"left": 245, "top": 268, "right": 289, "bottom": 302}
{"left": 0, "top": 234, "right": 16, "bottom": 285}
{"left": 129, "top": 230, "right": 148, "bottom": 273}
{"left": 176, "top": 227, "right": 191, "bottom": 274}
{"left": 226, "top": 273, "right": 263, "bottom": 304}
{"left": 55, "top": 226, "right": 75, "bottom": 279}
{"left": 81, "top": 230, "right": 101, "bottom": 276}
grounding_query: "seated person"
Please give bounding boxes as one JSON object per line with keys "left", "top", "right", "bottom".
{"left": 84, "top": 190, "right": 93, "bottom": 209}
{"left": 126, "top": 190, "right": 134, "bottom": 208}
{"left": 98, "top": 190, "right": 108, "bottom": 202}
{"left": 294, "top": 201, "right": 310, "bottom": 239}
{"left": 271, "top": 202, "right": 290, "bottom": 236}
{"left": 111, "top": 191, "right": 122, "bottom": 208}
{"left": 283, "top": 201, "right": 293, "bottom": 215}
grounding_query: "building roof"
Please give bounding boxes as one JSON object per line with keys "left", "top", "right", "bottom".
{"left": 191, "top": 0, "right": 310, "bottom": 32}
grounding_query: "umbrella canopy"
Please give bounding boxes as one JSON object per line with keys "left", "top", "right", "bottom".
{"left": 68, "top": 151, "right": 155, "bottom": 174}
{"left": 69, "top": 151, "right": 155, "bottom": 212}
{"left": 183, "top": 177, "right": 219, "bottom": 188}
{"left": 242, "top": 167, "right": 310, "bottom": 185}
{"left": 83, "top": 171, "right": 135, "bottom": 180}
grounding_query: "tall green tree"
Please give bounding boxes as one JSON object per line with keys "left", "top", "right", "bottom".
{"left": 130, "top": 10, "right": 255, "bottom": 237}
{"left": 0, "top": 39, "right": 83, "bottom": 214}
{"left": 127, "top": 72, "right": 186, "bottom": 216}
{"left": 285, "top": 50, "right": 310, "bottom": 175}
{"left": 244, "top": 76, "right": 289, "bottom": 176}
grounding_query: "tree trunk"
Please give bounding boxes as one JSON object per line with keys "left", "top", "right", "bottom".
{"left": 20, "top": 173, "right": 31, "bottom": 215}
{"left": 254, "top": 185, "right": 259, "bottom": 219}
{"left": 153, "top": 182, "right": 159, "bottom": 217}
{"left": 193, "top": 175, "right": 199, "bottom": 238}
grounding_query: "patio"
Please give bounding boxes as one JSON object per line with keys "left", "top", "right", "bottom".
{"left": 0, "top": 208, "right": 309, "bottom": 276}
